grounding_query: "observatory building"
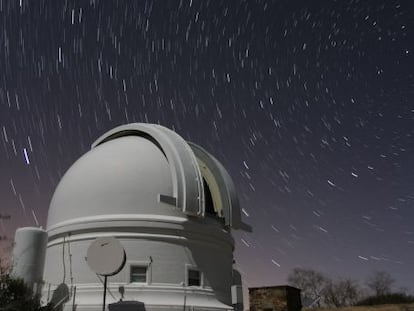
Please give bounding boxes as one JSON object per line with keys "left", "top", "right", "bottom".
{"left": 11, "top": 123, "right": 250, "bottom": 311}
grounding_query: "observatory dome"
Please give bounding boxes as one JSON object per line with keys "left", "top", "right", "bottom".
{"left": 23, "top": 123, "right": 251, "bottom": 311}
{"left": 47, "top": 123, "right": 250, "bottom": 237}
{"left": 47, "top": 135, "right": 175, "bottom": 229}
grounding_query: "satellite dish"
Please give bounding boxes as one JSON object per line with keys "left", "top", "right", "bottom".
{"left": 87, "top": 237, "right": 126, "bottom": 276}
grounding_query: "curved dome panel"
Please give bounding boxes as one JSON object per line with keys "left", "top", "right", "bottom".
{"left": 47, "top": 123, "right": 250, "bottom": 233}
{"left": 92, "top": 123, "right": 204, "bottom": 217}
{"left": 189, "top": 143, "right": 252, "bottom": 232}
{"left": 47, "top": 135, "right": 174, "bottom": 229}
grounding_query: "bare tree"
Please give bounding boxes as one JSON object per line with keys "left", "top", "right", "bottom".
{"left": 288, "top": 268, "right": 327, "bottom": 307}
{"left": 323, "top": 278, "right": 360, "bottom": 307}
{"left": 366, "top": 271, "right": 395, "bottom": 296}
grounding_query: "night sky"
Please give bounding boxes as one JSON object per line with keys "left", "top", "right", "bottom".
{"left": 0, "top": 0, "right": 413, "bottom": 295}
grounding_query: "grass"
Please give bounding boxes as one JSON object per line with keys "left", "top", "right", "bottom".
{"left": 305, "top": 303, "right": 414, "bottom": 311}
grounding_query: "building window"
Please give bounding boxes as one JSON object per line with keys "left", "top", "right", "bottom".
{"left": 130, "top": 266, "right": 147, "bottom": 283}
{"left": 188, "top": 269, "right": 201, "bottom": 287}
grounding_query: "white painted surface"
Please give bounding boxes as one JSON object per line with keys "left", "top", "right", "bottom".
{"left": 39, "top": 123, "right": 247, "bottom": 311}
{"left": 11, "top": 227, "right": 48, "bottom": 287}
{"left": 86, "top": 237, "right": 126, "bottom": 276}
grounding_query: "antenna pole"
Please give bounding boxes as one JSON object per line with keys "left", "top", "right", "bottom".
{"left": 102, "top": 275, "right": 108, "bottom": 311}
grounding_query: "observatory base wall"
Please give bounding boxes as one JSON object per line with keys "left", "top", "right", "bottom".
{"left": 42, "top": 217, "right": 234, "bottom": 311}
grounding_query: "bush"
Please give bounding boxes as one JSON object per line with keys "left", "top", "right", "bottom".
{"left": 0, "top": 273, "right": 52, "bottom": 311}
{"left": 356, "top": 293, "right": 414, "bottom": 306}
{"left": 323, "top": 278, "right": 360, "bottom": 307}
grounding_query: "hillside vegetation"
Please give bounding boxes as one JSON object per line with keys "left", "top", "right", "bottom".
{"left": 305, "top": 302, "right": 414, "bottom": 311}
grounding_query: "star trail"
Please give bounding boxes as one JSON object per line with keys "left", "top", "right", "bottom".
{"left": 0, "top": 0, "right": 413, "bottom": 294}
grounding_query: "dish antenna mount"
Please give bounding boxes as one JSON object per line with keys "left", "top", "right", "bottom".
{"left": 87, "top": 237, "right": 126, "bottom": 311}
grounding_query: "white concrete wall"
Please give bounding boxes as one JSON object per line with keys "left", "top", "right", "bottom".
{"left": 42, "top": 216, "right": 234, "bottom": 311}
{"left": 11, "top": 227, "right": 48, "bottom": 288}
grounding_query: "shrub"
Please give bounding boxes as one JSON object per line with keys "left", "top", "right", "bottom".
{"left": 356, "top": 293, "right": 414, "bottom": 306}
{"left": 0, "top": 273, "right": 52, "bottom": 311}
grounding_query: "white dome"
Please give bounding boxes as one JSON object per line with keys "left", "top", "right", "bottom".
{"left": 47, "top": 135, "right": 175, "bottom": 229}
{"left": 40, "top": 123, "right": 250, "bottom": 311}
{"left": 46, "top": 123, "right": 250, "bottom": 235}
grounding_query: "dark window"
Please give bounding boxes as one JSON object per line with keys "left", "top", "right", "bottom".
{"left": 203, "top": 178, "right": 216, "bottom": 216}
{"left": 130, "top": 266, "right": 147, "bottom": 283}
{"left": 188, "top": 269, "right": 201, "bottom": 286}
